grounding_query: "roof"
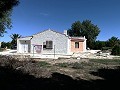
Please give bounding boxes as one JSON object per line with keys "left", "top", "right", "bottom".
{"left": 69, "top": 36, "right": 86, "bottom": 41}
{"left": 18, "top": 29, "right": 69, "bottom": 40}
{"left": 18, "top": 29, "right": 86, "bottom": 40}
{"left": 33, "top": 29, "right": 68, "bottom": 37}
{"left": 19, "top": 36, "right": 32, "bottom": 39}
{"left": 18, "top": 36, "right": 32, "bottom": 40}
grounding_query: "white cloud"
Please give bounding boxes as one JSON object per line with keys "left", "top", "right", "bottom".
{"left": 40, "top": 12, "right": 49, "bottom": 16}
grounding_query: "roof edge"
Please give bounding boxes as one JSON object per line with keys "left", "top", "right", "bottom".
{"left": 33, "top": 29, "right": 69, "bottom": 37}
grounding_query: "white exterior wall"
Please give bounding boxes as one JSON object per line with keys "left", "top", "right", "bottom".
{"left": 0, "top": 42, "right": 1, "bottom": 48}
{"left": 67, "top": 38, "right": 72, "bottom": 54}
{"left": 83, "top": 36, "right": 87, "bottom": 52}
{"left": 17, "top": 37, "right": 31, "bottom": 53}
{"left": 17, "top": 29, "right": 87, "bottom": 54}
{"left": 17, "top": 39, "right": 19, "bottom": 53}
{"left": 31, "top": 30, "right": 69, "bottom": 54}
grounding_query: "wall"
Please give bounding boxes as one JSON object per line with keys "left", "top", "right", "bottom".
{"left": 71, "top": 41, "right": 84, "bottom": 53}
{"left": 17, "top": 37, "right": 31, "bottom": 53}
{"left": 31, "top": 30, "right": 69, "bottom": 54}
{"left": 0, "top": 42, "right": 1, "bottom": 48}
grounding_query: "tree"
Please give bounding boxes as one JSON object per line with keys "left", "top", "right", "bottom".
{"left": 67, "top": 21, "right": 83, "bottom": 36}
{"left": 0, "top": 0, "right": 19, "bottom": 36}
{"left": 93, "top": 40, "right": 106, "bottom": 50}
{"left": 82, "top": 20, "right": 100, "bottom": 49}
{"left": 67, "top": 20, "right": 100, "bottom": 49}
{"left": 10, "top": 33, "right": 21, "bottom": 49}
{"left": 111, "top": 44, "right": 120, "bottom": 56}
{"left": 1, "top": 41, "right": 12, "bottom": 49}
{"left": 107, "top": 36, "right": 119, "bottom": 47}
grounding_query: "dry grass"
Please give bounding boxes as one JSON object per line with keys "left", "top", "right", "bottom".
{"left": 1, "top": 55, "right": 120, "bottom": 89}
{"left": 0, "top": 55, "right": 120, "bottom": 80}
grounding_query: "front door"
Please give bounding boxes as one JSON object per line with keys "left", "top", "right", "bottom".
{"left": 34, "top": 45, "right": 42, "bottom": 53}
{"left": 21, "top": 44, "right": 28, "bottom": 53}
{"left": 24, "top": 44, "right": 28, "bottom": 53}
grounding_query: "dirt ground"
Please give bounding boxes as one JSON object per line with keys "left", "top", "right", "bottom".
{"left": 0, "top": 55, "right": 120, "bottom": 80}
{"left": 0, "top": 55, "right": 120, "bottom": 89}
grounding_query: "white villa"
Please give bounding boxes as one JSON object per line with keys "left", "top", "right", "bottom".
{"left": 17, "top": 29, "right": 87, "bottom": 55}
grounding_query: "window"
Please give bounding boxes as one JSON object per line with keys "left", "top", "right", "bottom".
{"left": 75, "top": 42, "right": 79, "bottom": 48}
{"left": 43, "top": 41, "right": 53, "bottom": 49}
{"left": 43, "top": 42, "right": 46, "bottom": 49}
{"left": 46, "top": 41, "right": 53, "bottom": 49}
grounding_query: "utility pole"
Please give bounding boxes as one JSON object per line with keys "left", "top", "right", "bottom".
{"left": 33, "top": 45, "right": 35, "bottom": 57}
{"left": 54, "top": 45, "right": 55, "bottom": 58}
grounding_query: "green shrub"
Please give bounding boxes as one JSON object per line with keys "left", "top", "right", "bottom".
{"left": 102, "top": 47, "right": 111, "bottom": 51}
{"left": 111, "top": 45, "right": 120, "bottom": 56}
{"left": 38, "top": 61, "right": 50, "bottom": 67}
{"left": 0, "top": 48, "right": 4, "bottom": 52}
{"left": 72, "top": 62, "right": 84, "bottom": 69}
{"left": 57, "top": 63, "right": 70, "bottom": 67}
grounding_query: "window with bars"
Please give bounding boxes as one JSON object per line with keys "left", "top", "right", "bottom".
{"left": 75, "top": 42, "right": 79, "bottom": 48}
{"left": 43, "top": 41, "right": 53, "bottom": 49}
{"left": 43, "top": 42, "right": 46, "bottom": 49}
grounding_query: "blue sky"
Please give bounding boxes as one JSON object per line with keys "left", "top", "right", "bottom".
{"left": 0, "top": 0, "right": 120, "bottom": 42}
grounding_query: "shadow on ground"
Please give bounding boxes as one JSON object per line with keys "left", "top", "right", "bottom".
{"left": 90, "top": 66, "right": 120, "bottom": 90}
{"left": 0, "top": 66, "right": 120, "bottom": 90}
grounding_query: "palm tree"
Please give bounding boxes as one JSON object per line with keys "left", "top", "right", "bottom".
{"left": 10, "top": 33, "right": 21, "bottom": 49}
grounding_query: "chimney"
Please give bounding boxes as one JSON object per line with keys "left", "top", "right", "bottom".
{"left": 64, "top": 30, "right": 68, "bottom": 36}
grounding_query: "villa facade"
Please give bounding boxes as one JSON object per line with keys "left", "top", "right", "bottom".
{"left": 17, "top": 29, "right": 87, "bottom": 55}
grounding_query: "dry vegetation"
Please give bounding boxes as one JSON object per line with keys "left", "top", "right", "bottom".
{"left": 0, "top": 55, "right": 120, "bottom": 79}
{"left": 0, "top": 55, "right": 120, "bottom": 89}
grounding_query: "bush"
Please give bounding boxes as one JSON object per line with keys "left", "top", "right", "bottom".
{"left": 38, "top": 61, "right": 50, "bottom": 67}
{"left": 57, "top": 63, "right": 70, "bottom": 67}
{"left": 0, "top": 48, "right": 4, "bottom": 52}
{"left": 111, "top": 45, "right": 120, "bottom": 56}
{"left": 72, "top": 62, "right": 84, "bottom": 69}
{"left": 102, "top": 47, "right": 111, "bottom": 51}
{"left": 1, "top": 42, "right": 12, "bottom": 49}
